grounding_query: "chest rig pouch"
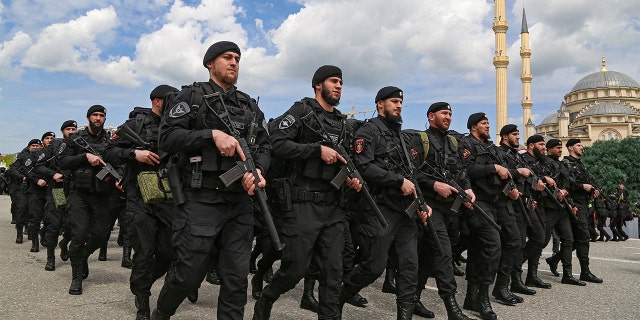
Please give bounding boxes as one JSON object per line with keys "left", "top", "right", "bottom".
{"left": 296, "top": 101, "right": 346, "bottom": 181}
{"left": 186, "top": 82, "right": 258, "bottom": 191}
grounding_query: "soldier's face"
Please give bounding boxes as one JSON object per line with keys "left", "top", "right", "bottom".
{"left": 43, "top": 136, "right": 54, "bottom": 147}
{"left": 547, "top": 145, "right": 562, "bottom": 157}
{"left": 380, "top": 98, "right": 403, "bottom": 123}
{"left": 505, "top": 131, "right": 520, "bottom": 148}
{"left": 88, "top": 112, "right": 106, "bottom": 128}
{"left": 208, "top": 52, "right": 240, "bottom": 87}
{"left": 62, "top": 127, "right": 77, "bottom": 139}
{"left": 429, "top": 110, "right": 451, "bottom": 131}
{"left": 28, "top": 144, "right": 41, "bottom": 151}
{"left": 473, "top": 120, "right": 490, "bottom": 139}
{"left": 319, "top": 77, "right": 342, "bottom": 106}
{"left": 570, "top": 143, "right": 584, "bottom": 156}
{"left": 534, "top": 141, "right": 546, "bottom": 153}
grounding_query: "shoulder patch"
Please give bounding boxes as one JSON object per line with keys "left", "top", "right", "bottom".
{"left": 169, "top": 101, "right": 191, "bottom": 118}
{"left": 37, "top": 152, "right": 46, "bottom": 161}
{"left": 354, "top": 138, "right": 365, "bottom": 154}
{"left": 462, "top": 149, "right": 471, "bottom": 159}
{"left": 24, "top": 159, "right": 32, "bottom": 167}
{"left": 57, "top": 142, "right": 66, "bottom": 155}
{"left": 410, "top": 148, "right": 418, "bottom": 160}
{"left": 278, "top": 114, "right": 295, "bottom": 129}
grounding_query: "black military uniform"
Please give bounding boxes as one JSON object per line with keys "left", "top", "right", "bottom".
{"left": 58, "top": 105, "right": 117, "bottom": 295}
{"left": 492, "top": 125, "right": 528, "bottom": 304}
{"left": 562, "top": 138, "right": 603, "bottom": 283}
{"left": 340, "top": 86, "right": 421, "bottom": 319}
{"left": 24, "top": 135, "right": 52, "bottom": 253}
{"left": 409, "top": 102, "right": 474, "bottom": 320}
{"left": 460, "top": 113, "right": 503, "bottom": 320}
{"left": 254, "top": 66, "right": 347, "bottom": 320}
{"left": 540, "top": 139, "right": 585, "bottom": 286}
{"left": 6, "top": 143, "right": 36, "bottom": 244}
{"left": 612, "top": 186, "right": 631, "bottom": 240}
{"left": 33, "top": 127, "right": 74, "bottom": 271}
{"left": 103, "top": 85, "right": 178, "bottom": 320}
{"left": 153, "top": 41, "right": 270, "bottom": 320}
{"left": 518, "top": 135, "right": 551, "bottom": 290}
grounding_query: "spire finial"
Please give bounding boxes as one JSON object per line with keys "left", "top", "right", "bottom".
{"left": 601, "top": 55, "right": 608, "bottom": 72}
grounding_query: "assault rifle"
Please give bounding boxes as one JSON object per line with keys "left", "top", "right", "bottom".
{"left": 419, "top": 160, "right": 502, "bottom": 231}
{"left": 307, "top": 113, "right": 387, "bottom": 228}
{"left": 396, "top": 136, "right": 443, "bottom": 256}
{"left": 205, "top": 93, "right": 285, "bottom": 252}
{"left": 73, "top": 136, "right": 122, "bottom": 182}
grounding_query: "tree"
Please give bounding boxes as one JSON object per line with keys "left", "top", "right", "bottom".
{"left": 582, "top": 137, "right": 640, "bottom": 203}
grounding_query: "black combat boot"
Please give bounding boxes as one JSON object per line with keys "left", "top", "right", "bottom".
{"left": 397, "top": 300, "right": 415, "bottom": 320}
{"left": 346, "top": 292, "right": 368, "bottom": 308}
{"left": 491, "top": 273, "right": 518, "bottom": 305}
{"left": 610, "top": 228, "right": 620, "bottom": 241}
{"left": 253, "top": 296, "right": 274, "bottom": 320}
{"left": 251, "top": 270, "right": 264, "bottom": 300}
{"left": 59, "top": 238, "right": 69, "bottom": 261}
{"left": 382, "top": 267, "right": 397, "bottom": 294}
{"left": 45, "top": 246, "right": 56, "bottom": 271}
{"left": 150, "top": 308, "right": 171, "bottom": 320}
{"left": 525, "top": 263, "right": 551, "bottom": 289}
{"left": 474, "top": 284, "right": 497, "bottom": 320}
{"left": 30, "top": 229, "right": 40, "bottom": 252}
{"left": 462, "top": 281, "right": 478, "bottom": 311}
{"left": 545, "top": 253, "right": 560, "bottom": 277}
{"left": 300, "top": 278, "right": 319, "bottom": 312}
{"left": 579, "top": 264, "right": 603, "bottom": 283}
{"left": 69, "top": 262, "right": 84, "bottom": 295}
{"left": 443, "top": 294, "right": 474, "bottom": 320}
{"left": 98, "top": 245, "right": 107, "bottom": 261}
{"left": 16, "top": 225, "right": 24, "bottom": 244}
{"left": 206, "top": 269, "right": 221, "bottom": 285}
{"left": 413, "top": 288, "right": 435, "bottom": 318}
{"left": 561, "top": 265, "right": 585, "bottom": 286}
{"left": 187, "top": 288, "right": 198, "bottom": 303}
{"left": 619, "top": 230, "right": 629, "bottom": 241}
{"left": 121, "top": 245, "right": 133, "bottom": 269}
{"left": 510, "top": 270, "right": 536, "bottom": 295}
{"left": 135, "top": 295, "right": 151, "bottom": 320}
{"left": 453, "top": 262, "right": 465, "bottom": 277}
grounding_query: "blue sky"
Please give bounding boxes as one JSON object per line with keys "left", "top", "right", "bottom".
{"left": 1, "top": 0, "right": 639, "bottom": 153}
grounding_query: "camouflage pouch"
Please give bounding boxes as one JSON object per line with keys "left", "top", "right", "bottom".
{"left": 52, "top": 187, "right": 67, "bottom": 208}
{"left": 137, "top": 170, "right": 172, "bottom": 203}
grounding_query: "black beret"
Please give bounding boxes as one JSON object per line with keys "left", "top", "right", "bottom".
{"left": 466, "top": 112, "right": 488, "bottom": 129}
{"left": 60, "top": 120, "right": 77, "bottom": 131}
{"left": 203, "top": 41, "right": 240, "bottom": 68}
{"left": 427, "top": 102, "right": 451, "bottom": 114}
{"left": 28, "top": 139, "right": 41, "bottom": 146}
{"left": 499, "top": 124, "right": 518, "bottom": 136}
{"left": 566, "top": 138, "right": 581, "bottom": 147}
{"left": 526, "top": 134, "right": 545, "bottom": 145}
{"left": 375, "top": 86, "right": 403, "bottom": 103}
{"left": 41, "top": 131, "right": 55, "bottom": 140}
{"left": 546, "top": 139, "right": 562, "bottom": 149}
{"left": 150, "top": 85, "right": 179, "bottom": 100}
{"left": 312, "top": 65, "right": 342, "bottom": 87}
{"left": 86, "top": 105, "right": 106, "bottom": 117}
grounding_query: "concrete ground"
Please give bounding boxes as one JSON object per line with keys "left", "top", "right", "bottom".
{"left": 0, "top": 194, "right": 638, "bottom": 319}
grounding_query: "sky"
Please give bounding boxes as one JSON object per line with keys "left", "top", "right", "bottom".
{"left": 1, "top": 0, "right": 639, "bottom": 153}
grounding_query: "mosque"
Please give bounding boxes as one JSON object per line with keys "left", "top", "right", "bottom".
{"left": 492, "top": 1, "right": 640, "bottom": 149}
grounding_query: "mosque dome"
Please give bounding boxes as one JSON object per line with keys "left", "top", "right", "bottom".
{"left": 577, "top": 103, "right": 637, "bottom": 118}
{"left": 538, "top": 113, "right": 557, "bottom": 126}
{"left": 570, "top": 70, "right": 640, "bottom": 93}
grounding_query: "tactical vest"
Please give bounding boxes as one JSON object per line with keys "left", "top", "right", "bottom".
{"left": 71, "top": 128, "right": 112, "bottom": 193}
{"left": 183, "top": 82, "right": 259, "bottom": 190}
{"left": 293, "top": 98, "right": 346, "bottom": 181}
{"left": 368, "top": 117, "right": 406, "bottom": 175}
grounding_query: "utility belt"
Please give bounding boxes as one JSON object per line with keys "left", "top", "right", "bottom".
{"left": 292, "top": 187, "right": 338, "bottom": 205}
{"left": 183, "top": 170, "right": 244, "bottom": 193}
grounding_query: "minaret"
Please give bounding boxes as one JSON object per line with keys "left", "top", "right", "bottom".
{"left": 520, "top": 7, "right": 534, "bottom": 138}
{"left": 494, "top": 0, "right": 509, "bottom": 138}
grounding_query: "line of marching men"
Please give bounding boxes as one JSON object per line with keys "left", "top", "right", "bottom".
{"left": 4, "top": 41, "right": 622, "bottom": 320}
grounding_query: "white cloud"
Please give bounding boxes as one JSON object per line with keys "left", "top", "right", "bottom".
{"left": 22, "top": 7, "right": 129, "bottom": 84}
{"left": 0, "top": 31, "right": 32, "bottom": 81}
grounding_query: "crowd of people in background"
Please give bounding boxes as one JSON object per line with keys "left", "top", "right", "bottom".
{"left": 3, "top": 40, "right": 638, "bottom": 320}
